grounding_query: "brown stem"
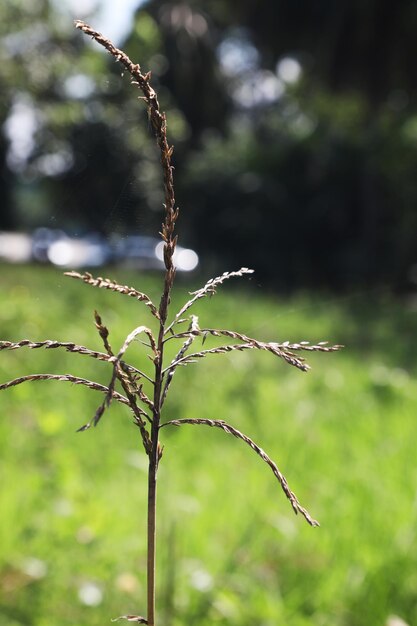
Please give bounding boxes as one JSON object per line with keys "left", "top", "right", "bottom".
{"left": 147, "top": 282, "right": 176, "bottom": 625}
{"left": 147, "top": 451, "right": 158, "bottom": 626}
{"left": 146, "top": 352, "right": 161, "bottom": 624}
{"left": 147, "top": 318, "right": 167, "bottom": 626}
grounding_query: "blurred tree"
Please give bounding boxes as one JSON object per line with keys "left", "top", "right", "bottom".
{"left": 0, "top": 0, "right": 106, "bottom": 230}
{"left": 2, "top": 0, "right": 417, "bottom": 289}
{"left": 187, "top": 0, "right": 417, "bottom": 108}
{"left": 0, "top": 0, "right": 176, "bottom": 235}
{"left": 130, "top": 3, "right": 230, "bottom": 139}
{"left": 130, "top": 0, "right": 417, "bottom": 289}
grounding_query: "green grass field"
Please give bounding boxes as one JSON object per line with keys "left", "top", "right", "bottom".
{"left": 1, "top": 264, "right": 417, "bottom": 626}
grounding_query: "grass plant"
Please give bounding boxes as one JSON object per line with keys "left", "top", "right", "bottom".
{"left": 0, "top": 21, "right": 342, "bottom": 625}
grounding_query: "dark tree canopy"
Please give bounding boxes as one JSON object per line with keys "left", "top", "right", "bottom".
{"left": 1, "top": 0, "right": 417, "bottom": 290}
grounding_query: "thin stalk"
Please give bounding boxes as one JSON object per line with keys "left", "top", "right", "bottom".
{"left": 148, "top": 334, "right": 162, "bottom": 626}
{"left": 147, "top": 445, "right": 158, "bottom": 626}
{"left": 147, "top": 320, "right": 171, "bottom": 625}
{"left": 146, "top": 107, "right": 177, "bottom": 624}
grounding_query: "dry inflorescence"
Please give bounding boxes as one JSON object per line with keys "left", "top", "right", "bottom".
{"left": 0, "top": 20, "right": 343, "bottom": 626}
{"left": 65, "top": 271, "right": 160, "bottom": 319}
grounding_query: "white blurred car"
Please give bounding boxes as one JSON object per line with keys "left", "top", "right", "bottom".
{"left": 0, "top": 229, "right": 198, "bottom": 272}
{"left": 111, "top": 235, "right": 199, "bottom": 272}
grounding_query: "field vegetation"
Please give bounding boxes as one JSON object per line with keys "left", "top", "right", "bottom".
{"left": 1, "top": 264, "right": 417, "bottom": 626}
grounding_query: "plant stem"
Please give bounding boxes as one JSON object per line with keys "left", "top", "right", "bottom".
{"left": 148, "top": 354, "right": 162, "bottom": 626}
{"left": 148, "top": 319, "right": 171, "bottom": 624}
{"left": 147, "top": 448, "right": 158, "bottom": 626}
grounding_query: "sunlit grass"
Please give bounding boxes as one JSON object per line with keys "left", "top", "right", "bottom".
{"left": 1, "top": 264, "right": 417, "bottom": 626}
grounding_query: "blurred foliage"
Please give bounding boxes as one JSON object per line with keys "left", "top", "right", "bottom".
{"left": 1, "top": 0, "right": 417, "bottom": 289}
{"left": 180, "top": 90, "right": 417, "bottom": 290}
{"left": 0, "top": 0, "right": 182, "bottom": 235}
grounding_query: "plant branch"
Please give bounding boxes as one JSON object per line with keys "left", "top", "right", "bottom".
{"left": 112, "top": 616, "right": 148, "bottom": 623}
{"left": 92, "top": 325, "right": 156, "bottom": 428}
{"left": 0, "top": 373, "right": 129, "bottom": 406}
{"left": 163, "top": 342, "right": 310, "bottom": 373}
{"left": 165, "top": 268, "right": 254, "bottom": 335}
{"left": 167, "top": 329, "right": 343, "bottom": 354}
{"left": 66, "top": 272, "right": 160, "bottom": 320}
{"left": 161, "top": 418, "right": 319, "bottom": 527}
{"left": 160, "top": 315, "right": 199, "bottom": 408}
{"left": 74, "top": 20, "right": 178, "bottom": 278}
{"left": 0, "top": 340, "right": 153, "bottom": 383}
{"left": 93, "top": 312, "right": 152, "bottom": 449}
{"left": 164, "top": 328, "right": 342, "bottom": 372}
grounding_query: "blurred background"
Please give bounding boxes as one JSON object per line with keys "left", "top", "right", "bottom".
{"left": 1, "top": 1, "right": 417, "bottom": 625}
{"left": 2, "top": 0, "right": 417, "bottom": 289}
